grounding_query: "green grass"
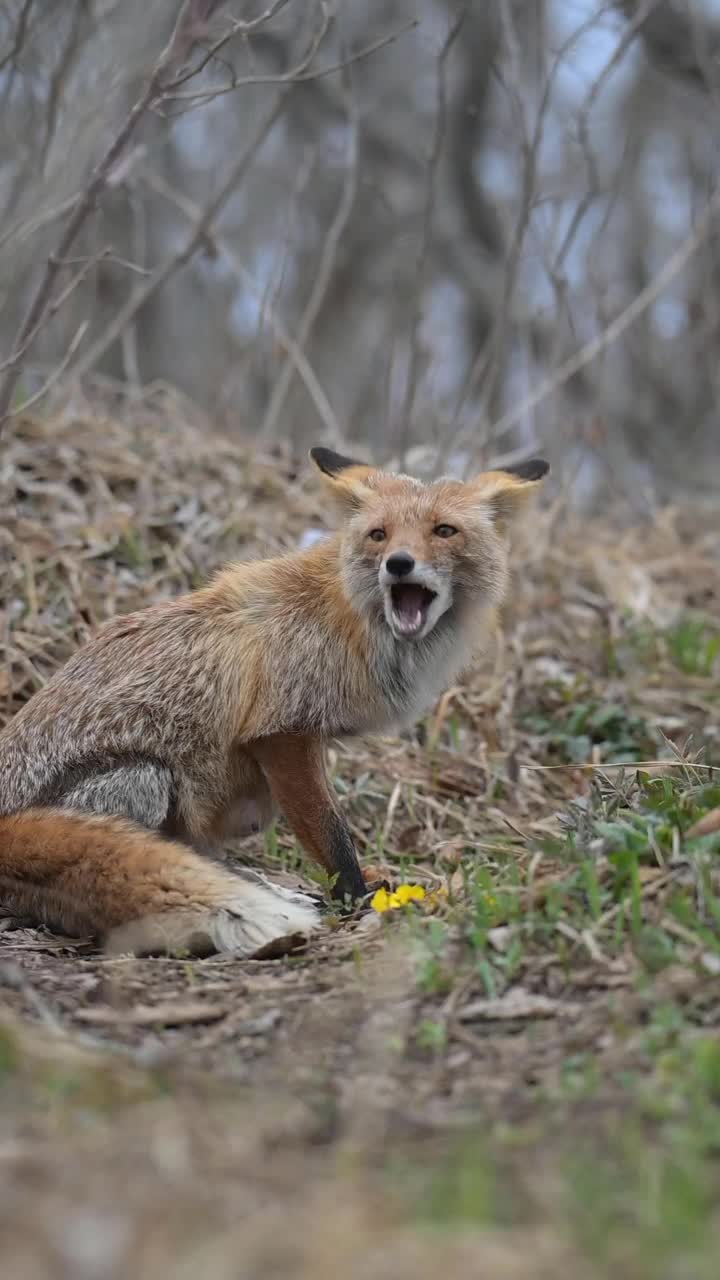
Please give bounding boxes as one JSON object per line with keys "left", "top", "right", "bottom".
{"left": 522, "top": 697, "right": 657, "bottom": 764}
{"left": 607, "top": 611, "right": 720, "bottom": 682}
{"left": 666, "top": 616, "right": 720, "bottom": 677}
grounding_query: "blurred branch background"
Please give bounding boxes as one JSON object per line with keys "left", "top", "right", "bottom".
{"left": 1, "top": 0, "right": 719, "bottom": 504}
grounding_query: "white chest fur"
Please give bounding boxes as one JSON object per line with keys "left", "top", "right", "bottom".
{"left": 364, "top": 608, "right": 483, "bottom": 734}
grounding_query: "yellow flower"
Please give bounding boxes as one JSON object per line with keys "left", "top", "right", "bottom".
{"left": 371, "top": 883, "right": 426, "bottom": 913}
{"left": 393, "top": 884, "right": 426, "bottom": 906}
{"left": 370, "top": 887, "right": 392, "bottom": 913}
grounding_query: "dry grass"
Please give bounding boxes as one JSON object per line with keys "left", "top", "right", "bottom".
{"left": 1, "top": 389, "right": 720, "bottom": 1278}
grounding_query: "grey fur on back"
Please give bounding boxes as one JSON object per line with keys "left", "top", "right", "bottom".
{"left": 60, "top": 764, "right": 174, "bottom": 829}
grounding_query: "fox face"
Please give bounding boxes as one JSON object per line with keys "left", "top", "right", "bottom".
{"left": 310, "top": 448, "right": 549, "bottom": 643}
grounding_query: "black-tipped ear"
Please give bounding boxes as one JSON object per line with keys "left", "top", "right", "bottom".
{"left": 309, "top": 446, "right": 367, "bottom": 478}
{"left": 309, "top": 446, "right": 375, "bottom": 515}
{"left": 500, "top": 458, "right": 550, "bottom": 482}
{"left": 471, "top": 456, "right": 549, "bottom": 532}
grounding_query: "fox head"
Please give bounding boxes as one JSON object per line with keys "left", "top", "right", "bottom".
{"left": 309, "top": 447, "right": 549, "bottom": 643}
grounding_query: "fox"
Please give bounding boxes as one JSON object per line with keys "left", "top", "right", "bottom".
{"left": 0, "top": 446, "right": 548, "bottom": 957}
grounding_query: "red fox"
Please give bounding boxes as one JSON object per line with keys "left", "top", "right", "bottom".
{"left": 0, "top": 447, "right": 548, "bottom": 956}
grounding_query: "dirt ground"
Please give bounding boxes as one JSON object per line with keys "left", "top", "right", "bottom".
{"left": 1, "top": 393, "right": 719, "bottom": 1278}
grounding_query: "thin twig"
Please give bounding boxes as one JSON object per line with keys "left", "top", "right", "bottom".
{"left": 40, "top": 0, "right": 87, "bottom": 168}
{"left": 13, "top": 320, "right": 89, "bottom": 415}
{"left": 164, "top": 0, "right": 330, "bottom": 110}
{"left": 169, "top": 0, "right": 294, "bottom": 87}
{"left": 554, "top": 1, "right": 657, "bottom": 274}
{"left": 163, "top": 18, "right": 420, "bottom": 103}
{"left": 0, "top": 0, "right": 34, "bottom": 74}
{"left": 260, "top": 76, "right": 359, "bottom": 441}
{"left": 519, "top": 760, "right": 718, "bottom": 772}
{"left": 0, "top": 248, "right": 110, "bottom": 375}
{"left": 0, "top": 193, "right": 83, "bottom": 255}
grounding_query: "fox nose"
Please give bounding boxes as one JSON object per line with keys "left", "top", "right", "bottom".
{"left": 385, "top": 551, "right": 415, "bottom": 578}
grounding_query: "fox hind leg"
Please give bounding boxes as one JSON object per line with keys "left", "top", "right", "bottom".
{"left": 215, "top": 771, "right": 278, "bottom": 841}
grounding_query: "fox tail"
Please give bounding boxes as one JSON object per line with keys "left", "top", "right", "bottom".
{"left": 0, "top": 809, "right": 321, "bottom": 957}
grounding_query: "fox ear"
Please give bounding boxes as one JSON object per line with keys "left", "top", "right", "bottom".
{"left": 472, "top": 458, "right": 549, "bottom": 530}
{"left": 309, "top": 446, "right": 374, "bottom": 514}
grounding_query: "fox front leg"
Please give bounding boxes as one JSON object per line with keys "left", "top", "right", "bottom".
{"left": 249, "top": 734, "right": 367, "bottom": 903}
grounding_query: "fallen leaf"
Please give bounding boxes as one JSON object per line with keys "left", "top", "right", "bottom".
{"left": 249, "top": 931, "right": 312, "bottom": 960}
{"left": 487, "top": 925, "right": 514, "bottom": 953}
{"left": 458, "top": 987, "right": 580, "bottom": 1022}
{"left": 236, "top": 1008, "right": 282, "bottom": 1036}
{"left": 362, "top": 862, "right": 394, "bottom": 885}
{"left": 75, "top": 1001, "right": 229, "bottom": 1027}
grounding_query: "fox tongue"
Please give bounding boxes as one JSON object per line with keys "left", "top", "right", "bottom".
{"left": 393, "top": 584, "right": 427, "bottom": 632}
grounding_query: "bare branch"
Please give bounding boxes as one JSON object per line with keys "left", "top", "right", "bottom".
{"left": 163, "top": 0, "right": 229, "bottom": 78}
{"left": 0, "top": 0, "right": 221, "bottom": 431}
{"left": 12, "top": 320, "right": 89, "bottom": 415}
{"left": 0, "top": 247, "right": 110, "bottom": 375}
{"left": 0, "top": 194, "right": 82, "bottom": 257}
{"left": 554, "top": 0, "right": 658, "bottom": 275}
{"left": 39, "top": 1, "right": 87, "bottom": 168}
{"left": 169, "top": 0, "right": 295, "bottom": 87}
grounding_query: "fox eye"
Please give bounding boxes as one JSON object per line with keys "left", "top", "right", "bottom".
{"left": 433, "top": 524, "right": 458, "bottom": 539}
{"left": 368, "top": 528, "right": 386, "bottom": 543}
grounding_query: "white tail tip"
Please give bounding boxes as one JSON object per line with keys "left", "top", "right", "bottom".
{"left": 105, "top": 879, "right": 322, "bottom": 958}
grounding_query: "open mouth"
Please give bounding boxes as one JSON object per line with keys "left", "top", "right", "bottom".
{"left": 390, "top": 583, "right": 437, "bottom": 637}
